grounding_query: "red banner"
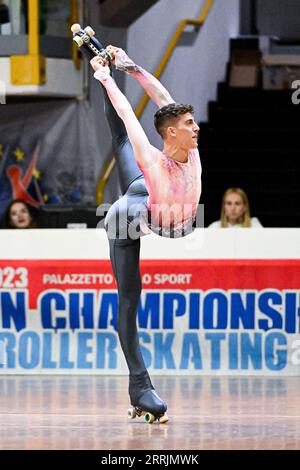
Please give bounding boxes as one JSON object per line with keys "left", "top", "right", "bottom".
{"left": 1, "top": 259, "right": 300, "bottom": 309}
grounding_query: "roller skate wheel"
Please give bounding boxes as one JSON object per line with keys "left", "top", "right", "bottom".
{"left": 73, "top": 35, "right": 83, "bottom": 47}
{"left": 127, "top": 407, "right": 136, "bottom": 419}
{"left": 159, "top": 415, "right": 169, "bottom": 424}
{"left": 84, "top": 26, "right": 95, "bottom": 37}
{"left": 144, "top": 412, "right": 155, "bottom": 424}
{"left": 71, "top": 23, "right": 81, "bottom": 33}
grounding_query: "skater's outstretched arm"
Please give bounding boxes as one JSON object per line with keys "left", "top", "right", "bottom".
{"left": 91, "top": 56, "right": 157, "bottom": 169}
{"left": 106, "top": 46, "right": 175, "bottom": 109}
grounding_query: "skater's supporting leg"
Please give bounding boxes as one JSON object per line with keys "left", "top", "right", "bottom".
{"left": 108, "top": 234, "right": 166, "bottom": 414}
{"left": 108, "top": 236, "right": 148, "bottom": 376}
{"left": 105, "top": 187, "right": 166, "bottom": 415}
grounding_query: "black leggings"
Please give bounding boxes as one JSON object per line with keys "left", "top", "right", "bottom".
{"left": 101, "top": 70, "right": 151, "bottom": 380}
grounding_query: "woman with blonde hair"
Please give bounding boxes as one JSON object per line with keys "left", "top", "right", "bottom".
{"left": 208, "top": 188, "right": 262, "bottom": 228}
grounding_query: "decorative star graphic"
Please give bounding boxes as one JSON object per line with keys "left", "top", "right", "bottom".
{"left": 14, "top": 148, "right": 25, "bottom": 162}
{"left": 33, "top": 168, "right": 42, "bottom": 180}
{"left": 6, "top": 143, "right": 44, "bottom": 208}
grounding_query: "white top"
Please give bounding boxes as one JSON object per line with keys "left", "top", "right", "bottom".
{"left": 208, "top": 217, "right": 263, "bottom": 229}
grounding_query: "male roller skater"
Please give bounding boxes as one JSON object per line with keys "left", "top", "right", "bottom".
{"left": 90, "top": 46, "right": 201, "bottom": 422}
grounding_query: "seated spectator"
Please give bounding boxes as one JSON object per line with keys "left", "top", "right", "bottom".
{"left": 4, "top": 199, "right": 38, "bottom": 229}
{"left": 208, "top": 188, "right": 263, "bottom": 228}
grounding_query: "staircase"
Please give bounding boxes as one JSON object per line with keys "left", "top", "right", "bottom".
{"left": 199, "top": 38, "right": 300, "bottom": 227}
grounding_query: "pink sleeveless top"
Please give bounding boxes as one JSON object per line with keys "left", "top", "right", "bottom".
{"left": 139, "top": 148, "right": 202, "bottom": 237}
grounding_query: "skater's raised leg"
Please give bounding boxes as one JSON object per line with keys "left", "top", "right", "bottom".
{"left": 96, "top": 52, "right": 143, "bottom": 194}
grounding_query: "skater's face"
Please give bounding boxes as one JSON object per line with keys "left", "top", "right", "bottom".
{"left": 9, "top": 202, "right": 32, "bottom": 229}
{"left": 169, "top": 113, "right": 199, "bottom": 150}
{"left": 224, "top": 193, "right": 246, "bottom": 225}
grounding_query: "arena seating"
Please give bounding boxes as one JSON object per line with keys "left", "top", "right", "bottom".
{"left": 199, "top": 38, "right": 300, "bottom": 227}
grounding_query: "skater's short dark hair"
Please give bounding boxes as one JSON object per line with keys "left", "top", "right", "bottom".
{"left": 154, "top": 103, "right": 194, "bottom": 139}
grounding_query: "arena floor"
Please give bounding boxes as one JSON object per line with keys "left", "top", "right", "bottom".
{"left": 0, "top": 375, "right": 299, "bottom": 450}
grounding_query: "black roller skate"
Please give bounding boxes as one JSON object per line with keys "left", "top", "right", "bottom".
{"left": 71, "top": 23, "right": 112, "bottom": 62}
{"left": 127, "top": 372, "right": 168, "bottom": 424}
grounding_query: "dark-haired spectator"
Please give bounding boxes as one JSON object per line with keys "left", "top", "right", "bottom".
{"left": 4, "top": 199, "right": 38, "bottom": 229}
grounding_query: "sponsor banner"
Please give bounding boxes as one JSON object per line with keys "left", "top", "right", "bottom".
{"left": 0, "top": 260, "right": 300, "bottom": 375}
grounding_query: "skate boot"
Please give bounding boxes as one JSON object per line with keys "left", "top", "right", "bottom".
{"left": 127, "top": 372, "right": 168, "bottom": 424}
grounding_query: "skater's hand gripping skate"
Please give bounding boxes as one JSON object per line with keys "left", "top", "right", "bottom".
{"left": 90, "top": 56, "right": 111, "bottom": 75}
{"left": 106, "top": 45, "right": 139, "bottom": 73}
{"left": 104, "top": 45, "right": 120, "bottom": 64}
